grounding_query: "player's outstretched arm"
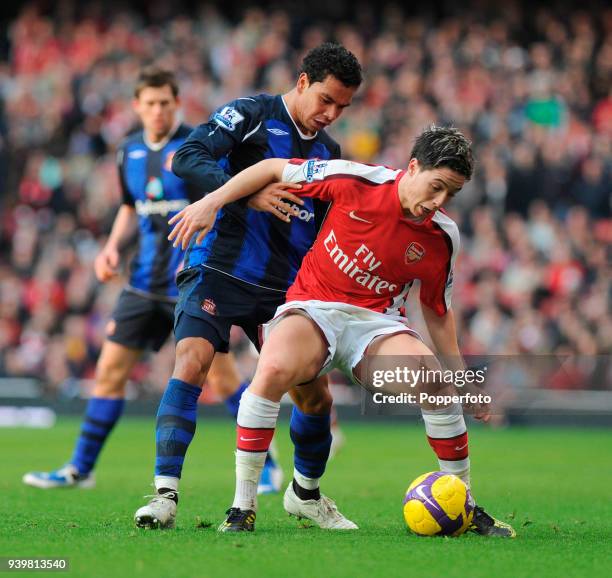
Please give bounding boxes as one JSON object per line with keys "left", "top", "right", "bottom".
{"left": 168, "top": 158, "right": 299, "bottom": 250}
{"left": 421, "top": 305, "right": 463, "bottom": 367}
{"left": 247, "top": 182, "right": 305, "bottom": 222}
{"left": 422, "top": 305, "right": 490, "bottom": 421}
{"left": 94, "top": 205, "right": 137, "bottom": 282}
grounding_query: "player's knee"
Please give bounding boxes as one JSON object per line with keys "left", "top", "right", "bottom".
{"left": 94, "top": 357, "right": 129, "bottom": 397}
{"left": 256, "top": 357, "right": 298, "bottom": 389}
{"left": 174, "top": 340, "right": 214, "bottom": 386}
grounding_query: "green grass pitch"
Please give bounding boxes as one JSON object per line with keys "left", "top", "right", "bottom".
{"left": 1, "top": 418, "right": 611, "bottom": 578}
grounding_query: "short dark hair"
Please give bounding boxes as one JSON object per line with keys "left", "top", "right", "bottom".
{"left": 410, "top": 125, "right": 474, "bottom": 180}
{"left": 300, "top": 42, "right": 363, "bottom": 88}
{"left": 134, "top": 66, "right": 179, "bottom": 98}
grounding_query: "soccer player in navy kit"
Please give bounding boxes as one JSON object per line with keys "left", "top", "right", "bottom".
{"left": 134, "top": 44, "right": 363, "bottom": 530}
{"left": 22, "top": 68, "right": 248, "bottom": 489}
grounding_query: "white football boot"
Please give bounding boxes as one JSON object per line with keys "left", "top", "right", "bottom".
{"left": 23, "top": 464, "right": 95, "bottom": 489}
{"left": 283, "top": 483, "right": 358, "bottom": 530}
{"left": 134, "top": 491, "right": 177, "bottom": 529}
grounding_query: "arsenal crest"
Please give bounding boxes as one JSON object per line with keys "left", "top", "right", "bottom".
{"left": 405, "top": 242, "right": 425, "bottom": 264}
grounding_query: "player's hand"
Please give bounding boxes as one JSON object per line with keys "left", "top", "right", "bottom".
{"left": 462, "top": 382, "right": 491, "bottom": 422}
{"left": 472, "top": 406, "right": 491, "bottom": 423}
{"left": 247, "top": 182, "right": 303, "bottom": 223}
{"left": 94, "top": 246, "right": 120, "bottom": 283}
{"left": 167, "top": 196, "right": 220, "bottom": 250}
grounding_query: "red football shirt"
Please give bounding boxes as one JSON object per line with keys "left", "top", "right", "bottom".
{"left": 281, "top": 159, "right": 460, "bottom": 317}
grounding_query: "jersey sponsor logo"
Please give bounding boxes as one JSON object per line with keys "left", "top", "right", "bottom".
{"left": 213, "top": 106, "right": 245, "bottom": 131}
{"left": 267, "top": 127, "right": 290, "bottom": 136}
{"left": 405, "top": 242, "right": 425, "bottom": 264}
{"left": 323, "top": 230, "right": 398, "bottom": 295}
{"left": 348, "top": 210, "right": 372, "bottom": 224}
{"left": 135, "top": 198, "right": 189, "bottom": 217}
{"left": 127, "top": 149, "right": 147, "bottom": 159}
{"left": 201, "top": 298, "right": 217, "bottom": 315}
{"left": 145, "top": 177, "right": 164, "bottom": 200}
{"left": 164, "top": 151, "right": 176, "bottom": 172}
{"left": 288, "top": 203, "right": 314, "bottom": 222}
{"left": 304, "top": 159, "right": 328, "bottom": 183}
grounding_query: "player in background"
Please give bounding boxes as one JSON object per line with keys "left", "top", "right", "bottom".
{"left": 134, "top": 43, "right": 362, "bottom": 530}
{"left": 169, "top": 126, "right": 516, "bottom": 537}
{"left": 22, "top": 67, "right": 258, "bottom": 490}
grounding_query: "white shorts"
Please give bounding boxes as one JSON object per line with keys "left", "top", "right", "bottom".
{"left": 263, "top": 300, "right": 422, "bottom": 383}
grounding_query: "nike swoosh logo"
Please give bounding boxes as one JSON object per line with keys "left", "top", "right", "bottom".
{"left": 239, "top": 436, "right": 264, "bottom": 442}
{"left": 454, "top": 443, "right": 468, "bottom": 451}
{"left": 415, "top": 484, "right": 440, "bottom": 510}
{"left": 348, "top": 210, "right": 372, "bottom": 224}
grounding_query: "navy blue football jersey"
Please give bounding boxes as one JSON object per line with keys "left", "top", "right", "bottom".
{"left": 118, "top": 123, "right": 200, "bottom": 298}
{"left": 172, "top": 94, "right": 341, "bottom": 292}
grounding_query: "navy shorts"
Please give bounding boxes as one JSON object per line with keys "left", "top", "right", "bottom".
{"left": 173, "top": 266, "right": 284, "bottom": 352}
{"left": 107, "top": 288, "right": 176, "bottom": 352}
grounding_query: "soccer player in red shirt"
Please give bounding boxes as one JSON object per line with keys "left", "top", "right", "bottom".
{"left": 169, "top": 125, "right": 516, "bottom": 537}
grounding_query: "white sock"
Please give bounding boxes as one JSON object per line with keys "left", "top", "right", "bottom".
{"left": 438, "top": 458, "right": 471, "bottom": 488}
{"left": 421, "top": 404, "right": 466, "bottom": 437}
{"left": 232, "top": 390, "right": 280, "bottom": 511}
{"left": 293, "top": 467, "right": 320, "bottom": 490}
{"left": 154, "top": 476, "right": 179, "bottom": 493}
{"left": 237, "top": 390, "right": 281, "bottom": 428}
{"left": 233, "top": 450, "right": 267, "bottom": 510}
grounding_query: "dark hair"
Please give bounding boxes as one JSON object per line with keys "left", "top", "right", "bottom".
{"left": 410, "top": 125, "right": 474, "bottom": 180}
{"left": 134, "top": 66, "right": 179, "bottom": 98}
{"left": 300, "top": 42, "right": 363, "bottom": 88}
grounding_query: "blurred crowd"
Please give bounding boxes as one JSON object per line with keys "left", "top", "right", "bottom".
{"left": 0, "top": 0, "right": 609, "bottom": 397}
